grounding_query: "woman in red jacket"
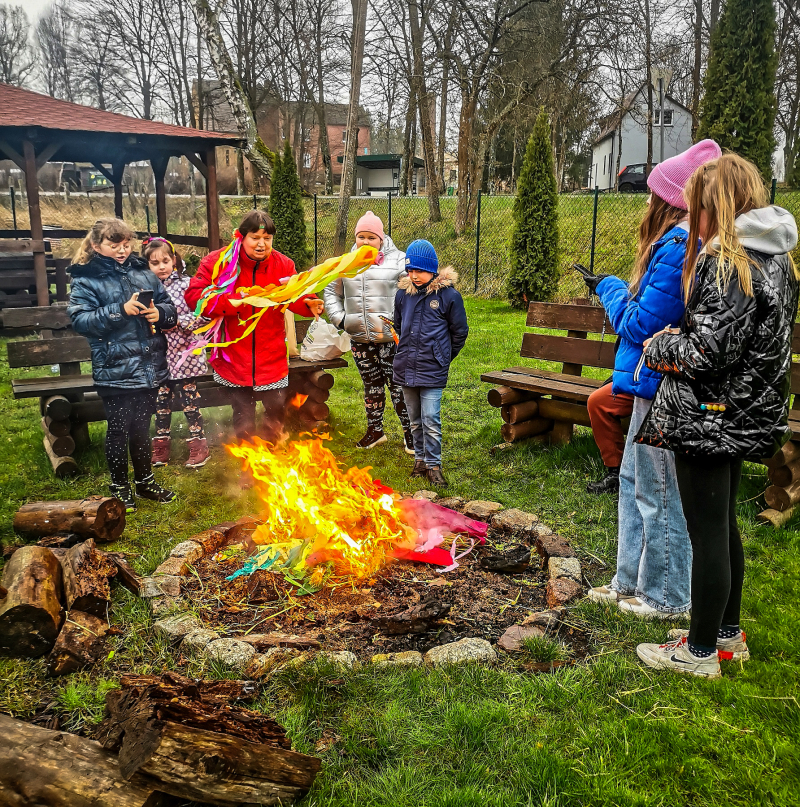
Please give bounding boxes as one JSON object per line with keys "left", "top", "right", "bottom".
{"left": 186, "top": 210, "right": 324, "bottom": 442}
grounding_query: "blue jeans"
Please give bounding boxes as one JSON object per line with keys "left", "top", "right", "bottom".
{"left": 402, "top": 386, "right": 444, "bottom": 467}
{"left": 611, "top": 396, "right": 692, "bottom": 613}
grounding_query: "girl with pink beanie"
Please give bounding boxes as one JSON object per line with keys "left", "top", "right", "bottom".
{"left": 578, "top": 138, "right": 722, "bottom": 620}
{"left": 323, "top": 211, "right": 413, "bottom": 452}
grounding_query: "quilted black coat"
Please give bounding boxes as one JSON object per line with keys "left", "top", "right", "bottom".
{"left": 636, "top": 239, "right": 799, "bottom": 461}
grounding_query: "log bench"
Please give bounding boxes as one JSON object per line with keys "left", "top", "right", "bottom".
{"left": 481, "top": 300, "right": 616, "bottom": 445}
{"left": 3, "top": 306, "right": 346, "bottom": 477}
{"left": 0, "top": 238, "right": 70, "bottom": 312}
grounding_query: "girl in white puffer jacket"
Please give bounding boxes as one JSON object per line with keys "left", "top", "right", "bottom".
{"left": 323, "top": 211, "right": 413, "bottom": 452}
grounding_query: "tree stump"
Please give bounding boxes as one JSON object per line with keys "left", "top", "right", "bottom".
{"left": 13, "top": 497, "right": 126, "bottom": 544}
{"left": 46, "top": 610, "right": 109, "bottom": 676}
{"left": 60, "top": 539, "right": 117, "bottom": 617}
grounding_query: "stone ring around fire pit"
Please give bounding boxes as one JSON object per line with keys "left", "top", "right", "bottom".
{"left": 141, "top": 497, "right": 586, "bottom": 676}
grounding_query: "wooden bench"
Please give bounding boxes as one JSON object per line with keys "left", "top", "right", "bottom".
{"left": 0, "top": 239, "right": 70, "bottom": 311}
{"left": 2, "top": 307, "right": 346, "bottom": 477}
{"left": 481, "top": 300, "right": 617, "bottom": 445}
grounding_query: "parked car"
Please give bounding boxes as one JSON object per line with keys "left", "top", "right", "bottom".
{"left": 617, "top": 163, "right": 648, "bottom": 193}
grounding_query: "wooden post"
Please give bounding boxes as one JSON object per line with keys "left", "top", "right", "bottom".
{"left": 112, "top": 162, "right": 126, "bottom": 219}
{"left": 151, "top": 157, "right": 169, "bottom": 237}
{"left": 23, "top": 140, "right": 49, "bottom": 307}
{"left": 204, "top": 147, "right": 220, "bottom": 250}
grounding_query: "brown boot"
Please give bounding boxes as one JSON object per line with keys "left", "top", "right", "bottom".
{"left": 426, "top": 467, "right": 449, "bottom": 489}
{"left": 151, "top": 436, "right": 170, "bottom": 466}
{"left": 185, "top": 437, "right": 210, "bottom": 468}
{"left": 410, "top": 460, "right": 427, "bottom": 478}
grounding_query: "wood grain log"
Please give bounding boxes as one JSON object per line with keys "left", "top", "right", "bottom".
{"left": 757, "top": 507, "right": 796, "bottom": 527}
{"left": 537, "top": 398, "right": 593, "bottom": 428}
{"left": 101, "top": 551, "right": 143, "bottom": 595}
{"left": 46, "top": 610, "right": 109, "bottom": 676}
{"left": 501, "top": 399, "right": 539, "bottom": 424}
{"left": 764, "top": 480, "right": 800, "bottom": 512}
{"left": 301, "top": 400, "right": 329, "bottom": 421}
{"left": 44, "top": 415, "right": 72, "bottom": 438}
{"left": 60, "top": 539, "right": 117, "bottom": 617}
{"left": 308, "top": 370, "right": 334, "bottom": 390}
{"left": 42, "top": 437, "right": 78, "bottom": 477}
{"left": 762, "top": 440, "right": 800, "bottom": 470}
{"left": 768, "top": 456, "right": 800, "bottom": 488}
{"left": 41, "top": 394, "right": 72, "bottom": 420}
{"left": 0, "top": 713, "right": 166, "bottom": 807}
{"left": 0, "top": 546, "right": 64, "bottom": 657}
{"left": 96, "top": 673, "right": 320, "bottom": 805}
{"left": 42, "top": 418, "right": 76, "bottom": 457}
{"left": 487, "top": 386, "right": 539, "bottom": 407}
{"left": 501, "top": 417, "right": 554, "bottom": 443}
{"left": 304, "top": 384, "right": 330, "bottom": 404}
{"left": 13, "top": 497, "right": 126, "bottom": 543}
{"left": 70, "top": 420, "right": 91, "bottom": 450}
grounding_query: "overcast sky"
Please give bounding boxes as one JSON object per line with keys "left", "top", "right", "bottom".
{"left": 25, "top": 0, "right": 54, "bottom": 20}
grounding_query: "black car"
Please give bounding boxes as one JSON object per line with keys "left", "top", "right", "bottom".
{"left": 617, "top": 163, "right": 648, "bottom": 192}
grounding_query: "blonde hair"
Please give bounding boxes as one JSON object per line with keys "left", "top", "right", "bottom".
{"left": 629, "top": 194, "right": 686, "bottom": 296}
{"left": 74, "top": 218, "right": 136, "bottom": 264}
{"left": 682, "top": 154, "right": 770, "bottom": 301}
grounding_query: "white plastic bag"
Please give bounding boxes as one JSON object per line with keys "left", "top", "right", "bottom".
{"left": 300, "top": 319, "right": 352, "bottom": 362}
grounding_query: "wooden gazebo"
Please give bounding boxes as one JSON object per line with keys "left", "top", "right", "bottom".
{"left": 0, "top": 83, "right": 244, "bottom": 305}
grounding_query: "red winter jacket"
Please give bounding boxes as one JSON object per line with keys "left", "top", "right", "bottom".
{"left": 185, "top": 247, "right": 316, "bottom": 388}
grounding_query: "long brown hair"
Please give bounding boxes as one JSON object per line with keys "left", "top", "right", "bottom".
{"left": 73, "top": 218, "right": 135, "bottom": 264}
{"left": 629, "top": 194, "right": 686, "bottom": 296}
{"left": 143, "top": 237, "right": 185, "bottom": 273}
{"left": 682, "top": 154, "right": 771, "bottom": 301}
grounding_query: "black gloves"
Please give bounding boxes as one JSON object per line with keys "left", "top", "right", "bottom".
{"left": 573, "top": 263, "right": 610, "bottom": 294}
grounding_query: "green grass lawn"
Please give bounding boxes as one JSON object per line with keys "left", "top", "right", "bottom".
{"left": 1, "top": 297, "right": 799, "bottom": 805}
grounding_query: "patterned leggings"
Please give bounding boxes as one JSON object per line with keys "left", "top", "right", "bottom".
{"left": 351, "top": 341, "right": 410, "bottom": 433}
{"left": 100, "top": 389, "right": 157, "bottom": 486}
{"left": 155, "top": 379, "right": 205, "bottom": 440}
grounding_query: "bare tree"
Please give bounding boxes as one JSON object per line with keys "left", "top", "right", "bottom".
{"left": 0, "top": 5, "right": 33, "bottom": 87}
{"left": 36, "top": 1, "right": 76, "bottom": 101}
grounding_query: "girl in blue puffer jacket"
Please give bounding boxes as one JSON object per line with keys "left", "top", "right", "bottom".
{"left": 582, "top": 139, "right": 721, "bottom": 619}
{"left": 68, "top": 218, "right": 178, "bottom": 512}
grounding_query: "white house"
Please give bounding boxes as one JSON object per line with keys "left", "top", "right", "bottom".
{"left": 590, "top": 86, "right": 693, "bottom": 190}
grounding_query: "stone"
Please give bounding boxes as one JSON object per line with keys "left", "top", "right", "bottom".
{"left": 170, "top": 541, "right": 204, "bottom": 563}
{"left": 204, "top": 638, "right": 256, "bottom": 672}
{"left": 546, "top": 578, "right": 583, "bottom": 609}
{"left": 319, "top": 650, "right": 358, "bottom": 669}
{"left": 437, "top": 496, "right": 466, "bottom": 512}
{"left": 548, "top": 557, "right": 582, "bottom": 583}
{"left": 181, "top": 629, "right": 219, "bottom": 652}
{"left": 371, "top": 650, "right": 424, "bottom": 668}
{"left": 463, "top": 500, "right": 504, "bottom": 521}
{"left": 424, "top": 637, "right": 497, "bottom": 667}
{"left": 153, "top": 612, "right": 203, "bottom": 643}
{"left": 140, "top": 575, "right": 181, "bottom": 598}
{"left": 413, "top": 490, "right": 439, "bottom": 502}
{"left": 149, "top": 595, "right": 183, "bottom": 615}
{"left": 153, "top": 556, "right": 189, "bottom": 577}
{"left": 522, "top": 610, "right": 561, "bottom": 631}
{"left": 497, "top": 624, "right": 546, "bottom": 652}
{"left": 246, "top": 646, "right": 303, "bottom": 677}
{"left": 534, "top": 533, "right": 575, "bottom": 562}
{"left": 491, "top": 508, "right": 539, "bottom": 536}
{"left": 533, "top": 523, "right": 553, "bottom": 537}
{"left": 189, "top": 529, "right": 228, "bottom": 555}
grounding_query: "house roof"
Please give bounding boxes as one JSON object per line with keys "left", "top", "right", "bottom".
{"left": 593, "top": 85, "right": 691, "bottom": 146}
{"left": 0, "top": 83, "right": 243, "bottom": 165}
{"left": 336, "top": 153, "right": 424, "bottom": 169}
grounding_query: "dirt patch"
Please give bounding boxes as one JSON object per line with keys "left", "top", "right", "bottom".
{"left": 181, "top": 531, "right": 592, "bottom": 661}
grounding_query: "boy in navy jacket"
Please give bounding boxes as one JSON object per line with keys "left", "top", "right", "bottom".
{"left": 393, "top": 240, "right": 468, "bottom": 488}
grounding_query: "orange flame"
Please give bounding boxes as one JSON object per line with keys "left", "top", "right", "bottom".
{"left": 227, "top": 436, "right": 417, "bottom": 578}
{"left": 290, "top": 393, "right": 309, "bottom": 408}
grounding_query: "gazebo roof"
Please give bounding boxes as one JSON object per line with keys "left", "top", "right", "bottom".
{"left": 0, "top": 83, "right": 244, "bottom": 165}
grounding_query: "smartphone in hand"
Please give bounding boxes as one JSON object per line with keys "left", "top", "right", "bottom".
{"left": 137, "top": 289, "right": 154, "bottom": 309}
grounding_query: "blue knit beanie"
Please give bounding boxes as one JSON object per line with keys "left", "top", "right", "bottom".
{"left": 405, "top": 239, "right": 439, "bottom": 275}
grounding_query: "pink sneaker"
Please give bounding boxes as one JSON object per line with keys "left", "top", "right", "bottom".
{"left": 151, "top": 436, "right": 170, "bottom": 466}
{"left": 185, "top": 437, "right": 210, "bottom": 468}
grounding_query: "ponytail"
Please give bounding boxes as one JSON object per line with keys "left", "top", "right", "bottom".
{"left": 73, "top": 218, "right": 136, "bottom": 264}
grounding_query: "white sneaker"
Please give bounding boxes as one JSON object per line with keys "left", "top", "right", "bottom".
{"left": 637, "top": 637, "right": 721, "bottom": 679}
{"left": 587, "top": 585, "right": 619, "bottom": 602}
{"left": 618, "top": 597, "right": 685, "bottom": 621}
{"left": 667, "top": 629, "right": 750, "bottom": 662}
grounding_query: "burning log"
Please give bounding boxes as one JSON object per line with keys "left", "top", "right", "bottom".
{"left": 96, "top": 672, "right": 320, "bottom": 805}
{"left": 0, "top": 545, "right": 64, "bottom": 658}
{"left": 46, "top": 610, "right": 109, "bottom": 676}
{"left": 374, "top": 596, "right": 452, "bottom": 635}
{"left": 487, "top": 386, "right": 539, "bottom": 407}
{"left": 60, "top": 538, "right": 117, "bottom": 618}
{"left": 0, "top": 714, "right": 166, "bottom": 807}
{"left": 13, "top": 497, "right": 126, "bottom": 544}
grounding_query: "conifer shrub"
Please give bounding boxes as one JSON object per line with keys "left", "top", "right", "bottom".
{"left": 269, "top": 142, "right": 313, "bottom": 269}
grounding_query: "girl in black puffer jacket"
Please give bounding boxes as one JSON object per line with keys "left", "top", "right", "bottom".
{"left": 635, "top": 155, "right": 799, "bottom": 679}
{"left": 68, "top": 219, "right": 178, "bottom": 511}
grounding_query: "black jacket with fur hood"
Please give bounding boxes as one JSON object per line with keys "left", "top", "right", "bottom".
{"left": 392, "top": 267, "right": 468, "bottom": 388}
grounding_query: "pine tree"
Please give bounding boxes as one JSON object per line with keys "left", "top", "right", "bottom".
{"left": 269, "top": 142, "right": 313, "bottom": 269}
{"left": 507, "top": 109, "right": 559, "bottom": 308}
{"left": 697, "top": 0, "right": 777, "bottom": 177}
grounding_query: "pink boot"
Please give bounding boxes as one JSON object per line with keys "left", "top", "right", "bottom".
{"left": 185, "top": 437, "right": 210, "bottom": 468}
{"left": 151, "top": 436, "right": 170, "bottom": 466}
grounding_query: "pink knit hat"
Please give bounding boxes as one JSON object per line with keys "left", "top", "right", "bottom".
{"left": 647, "top": 139, "right": 722, "bottom": 210}
{"left": 354, "top": 210, "right": 385, "bottom": 241}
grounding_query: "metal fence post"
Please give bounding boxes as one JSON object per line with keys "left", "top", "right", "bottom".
{"left": 253, "top": 194, "right": 258, "bottom": 209}
{"left": 10, "top": 187, "right": 16, "bottom": 234}
{"left": 589, "top": 185, "right": 599, "bottom": 274}
{"left": 474, "top": 189, "right": 482, "bottom": 293}
{"left": 314, "top": 194, "right": 318, "bottom": 265}
{"left": 771, "top": 178, "right": 777, "bottom": 204}
{"left": 388, "top": 190, "right": 392, "bottom": 236}
{"left": 145, "top": 204, "right": 151, "bottom": 235}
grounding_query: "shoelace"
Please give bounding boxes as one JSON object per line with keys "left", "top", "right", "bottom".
{"left": 659, "top": 637, "right": 686, "bottom": 651}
